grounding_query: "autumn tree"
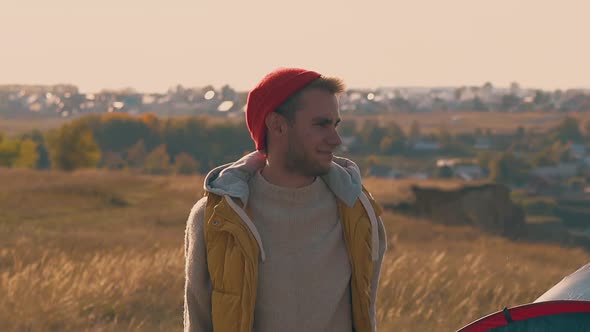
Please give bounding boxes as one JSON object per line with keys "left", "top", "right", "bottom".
{"left": 379, "top": 122, "right": 406, "bottom": 154}
{"left": 13, "top": 139, "right": 39, "bottom": 168}
{"left": 46, "top": 123, "right": 101, "bottom": 171}
{"left": 174, "top": 152, "right": 200, "bottom": 175}
{"left": 143, "top": 144, "right": 171, "bottom": 174}
{"left": 126, "top": 139, "right": 147, "bottom": 168}
{"left": 95, "top": 113, "right": 158, "bottom": 152}
{"left": 530, "top": 142, "right": 573, "bottom": 167}
{"left": 19, "top": 129, "right": 50, "bottom": 169}
{"left": 489, "top": 152, "right": 530, "bottom": 185}
{"left": 552, "top": 116, "right": 583, "bottom": 143}
{"left": 437, "top": 125, "right": 452, "bottom": 148}
{"left": 102, "top": 151, "right": 127, "bottom": 170}
{"left": 409, "top": 120, "right": 421, "bottom": 143}
{"left": 0, "top": 138, "right": 19, "bottom": 167}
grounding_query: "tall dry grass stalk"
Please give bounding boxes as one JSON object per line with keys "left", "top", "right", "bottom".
{"left": 0, "top": 247, "right": 184, "bottom": 332}
{"left": 376, "top": 213, "right": 590, "bottom": 331}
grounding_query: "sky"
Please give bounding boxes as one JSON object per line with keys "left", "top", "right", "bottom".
{"left": 1, "top": 0, "right": 589, "bottom": 93}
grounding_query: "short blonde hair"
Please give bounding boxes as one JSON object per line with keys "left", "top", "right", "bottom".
{"left": 274, "top": 76, "right": 345, "bottom": 124}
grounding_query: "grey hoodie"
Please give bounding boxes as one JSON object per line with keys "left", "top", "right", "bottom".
{"left": 183, "top": 151, "right": 387, "bottom": 332}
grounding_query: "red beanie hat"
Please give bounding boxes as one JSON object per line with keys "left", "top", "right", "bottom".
{"left": 246, "top": 67, "right": 321, "bottom": 151}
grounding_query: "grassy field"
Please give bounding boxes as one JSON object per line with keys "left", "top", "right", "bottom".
{"left": 0, "top": 116, "right": 69, "bottom": 137}
{"left": 1, "top": 169, "right": 589, "bottom": 331}
{"left": 0, "top": 114, "right": 240, "bottom": 138}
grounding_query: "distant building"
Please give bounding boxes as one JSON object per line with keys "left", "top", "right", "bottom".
{"left": 569, "top": 143, "right": 587, "bottom": 158}
{"left": 474, "top": 137, "right": 492, "bottom": 150}
{"left": 436, "top": 158, "right": 484, "bottom": 180}
{"left": 453, "top": 165, "right": 484, "bottom": 180}
{"left": 530, "top": 163, "right": 579, "bottom": 179}
{"left": 412, "top": 141, "right": 440, "bottom": 151}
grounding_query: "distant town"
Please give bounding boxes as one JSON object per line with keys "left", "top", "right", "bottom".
{"left": 1, "top": 82, "right": 590, "bottom": 118}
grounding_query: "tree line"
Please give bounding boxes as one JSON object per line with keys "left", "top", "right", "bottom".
{"left": 0, "top": 113, "right": 252, "bottom": 174}
{"left": 0, "top": 113, "right": 589, "bottom": 176}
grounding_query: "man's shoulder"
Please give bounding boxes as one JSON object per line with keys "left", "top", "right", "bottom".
{"left": 187, "top": 192, "right": 227, "bottom": 226}
{"left": 187, "top": 196, "right": 208, "bottom": 230}
{"left": 191, "top": 195, "right": 208, "bottom": 212}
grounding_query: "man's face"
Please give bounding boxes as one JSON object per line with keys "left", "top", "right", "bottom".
{"left": 283, "top": 89, "right": 342, "bottom": 177}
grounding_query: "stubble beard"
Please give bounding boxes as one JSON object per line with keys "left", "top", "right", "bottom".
{"left": 284, "top": 135, "right": 331, "bottom": 178}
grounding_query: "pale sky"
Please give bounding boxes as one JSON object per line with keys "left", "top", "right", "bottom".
{"left": 1, "top": 0, "right": 589, "bottom": 93}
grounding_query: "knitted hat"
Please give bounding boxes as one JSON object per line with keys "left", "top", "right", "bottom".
{"left": 246, "top": 68, "right": 321, "bottom": 151}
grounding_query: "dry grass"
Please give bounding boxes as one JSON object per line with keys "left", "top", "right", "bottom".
{"left": 0, "top": 116, "right": 68, "bottom": 137}
{"left": 1, "top": 169, "right": 589, "bottom": 331}
{"left": 0, "top": 168, "right": 200, "bottom": 331}
{"left": 0, "top": 248, "right": 183, "bottom": 332}
{"left": 377, "top": 213, "right": 589, "bottom": 331}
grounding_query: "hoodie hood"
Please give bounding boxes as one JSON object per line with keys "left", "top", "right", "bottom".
{"left": 203, "top": 151, "right": 363, "bottom": 208}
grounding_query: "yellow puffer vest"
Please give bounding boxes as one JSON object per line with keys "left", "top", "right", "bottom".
{"left": 203, "top": 187, "right": 383, "bottom": 332}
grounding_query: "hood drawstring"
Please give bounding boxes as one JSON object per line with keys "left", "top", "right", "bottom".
{"left": 223, "top": 195, "right": 267, "bottom": 262}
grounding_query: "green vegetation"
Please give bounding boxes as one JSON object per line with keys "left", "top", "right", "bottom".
{"left": 1, "top": 112, "right": 590, "bottom": 180}
{"left": 554, "top": 201, "right": 590, "bottom": 228}
{"left": 46, "top": 122, "right": 101, "bottom": 171}
{"left": 489, "top": 152, "right": 531, "bottom": 185}
{"left": 520, "top": 196, "right": 557, "bottom": 216}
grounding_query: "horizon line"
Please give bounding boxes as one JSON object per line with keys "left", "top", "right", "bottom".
{"left": 2, "top": 82, "right": 590, "bottom": 94}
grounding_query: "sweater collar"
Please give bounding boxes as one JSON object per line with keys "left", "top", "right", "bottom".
{"left": 203, "top": 151, "right": 362, "bottom": 208}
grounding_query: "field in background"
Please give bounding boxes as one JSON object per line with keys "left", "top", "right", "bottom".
{"left": 3, "top": 111, "right": 590, "bottom": 137}
{"left": 0, "top": 116, "right": 68, "bottom": 137}
{"left": 343, "top": 111, "right": 590, "bottom": 134}
{"left": 1, "top": 169, "right": 589, "bottom": 331}
{"left": 0, "top": 114, "right": 241, "bottom": 138}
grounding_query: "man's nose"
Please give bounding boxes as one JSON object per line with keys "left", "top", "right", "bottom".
{"left": 327, "top": 129, "right": 342, "bottom": 146}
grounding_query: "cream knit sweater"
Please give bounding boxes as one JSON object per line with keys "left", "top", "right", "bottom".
{"left": 247, "top": 170, "right": 353, "bottom": 331}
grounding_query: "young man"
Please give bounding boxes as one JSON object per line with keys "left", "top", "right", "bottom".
{"left": 184, "top": 68, "right": 387, "bottom": 332}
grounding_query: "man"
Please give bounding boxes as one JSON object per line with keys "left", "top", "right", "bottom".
{"left": 184, "top": 68, "right": 387, "bottom": 332}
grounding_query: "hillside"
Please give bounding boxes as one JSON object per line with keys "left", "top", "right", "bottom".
{"left": 1, "top": 169, "right": 589, "bottom": 331}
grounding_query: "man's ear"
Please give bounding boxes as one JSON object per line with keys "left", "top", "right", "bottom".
{"left": 265, "top": 112, "right": 286, "bottom": 136}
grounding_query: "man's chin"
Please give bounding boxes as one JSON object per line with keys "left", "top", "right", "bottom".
{"left": 288, "top": 156, "right": 332, "bottom": 177}
{"left": 313, "top": 162, "right": 333, "bottom": 176}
